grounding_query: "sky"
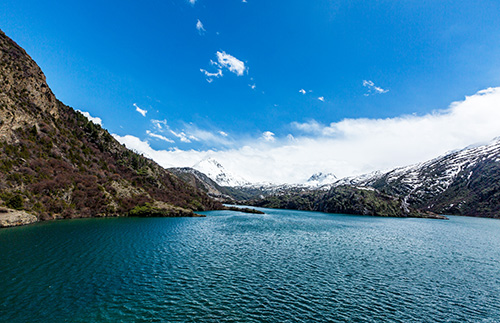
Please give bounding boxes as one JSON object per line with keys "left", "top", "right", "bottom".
{"left": 1, "top": 0, "right": 500, "bottom": 183}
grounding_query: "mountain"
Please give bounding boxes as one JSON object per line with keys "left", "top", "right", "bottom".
{"left": 250, "top": 185, "right": 446, "bottom": 219}
{"left": 248, "top": 138, "right": 500, "bottom": 218}
{"left": 192, "top": 158, "right": 249, "bottom": 186}
{"left": 305, "top": 172, "right": 337, "bottom": 187}
{"left": 358, "top": 138, "right": 500, "bottom": 217}
{"left": 0, "top": 29, "right": 221, "bottom": 226}
{"left": 167, "top": 167, "right": 235, "bottom": 201}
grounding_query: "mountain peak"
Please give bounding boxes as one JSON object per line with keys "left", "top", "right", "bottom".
{"left": 305, "top": 172, "right": 337, "bottom": 186}
{"left": 193, "top": 158, "right": 249, "bottom": 187}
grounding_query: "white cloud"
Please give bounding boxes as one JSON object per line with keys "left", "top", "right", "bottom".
{"left": 77, "top": 110, "right": 102, "bottom": 126}
{"left": 151, "top": 119, "right": 168, "bottom": 130}
{"left": 200, "top": 68, "right": 223, "bottom": 83}
{"left": 181, "top": 124, "right": 233, "bottom": 146}
{"left": 146, "top": 130, "right": 175, "bottom": 143}
{"left": 114, "top": 87, "right": 500, "bottom": 184}
{"left": 299, "top": 89, "right": 306, "bottom": 94}
{"left": 318, "top": 96, "right": 325, "bottom": 102}
{"left": 196, "top": 19, "right": 205, "bottom": 33}
{"left": 261, "top": 131, "right": 276, "bottom": 142}
{"left": 200, "top": 51, "right": 247, "bottom": 82}
{"left": 134, "top": 103, "right": 147, "bottom": 117}
{"left": 249, "top": 84, "right": 256, "bottom": 90}
{"left": 188, "top": 0, "right": 196, "bottom": 4}
{"left": 170, "top": 130, "right": 197, "bottom": 143}
{"left": 363, "top": 80, "right": 389, "bottom": 96}
{"left": 216, "top": 51, "right": 247, "bottom": 76}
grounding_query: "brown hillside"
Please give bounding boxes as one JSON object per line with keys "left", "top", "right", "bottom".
{"left": 0, "top": 29, "right": 221, "bottom": 221}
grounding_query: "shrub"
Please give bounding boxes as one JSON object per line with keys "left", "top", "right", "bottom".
{"left": 6, "top": 194, "right": 24, "bottom": 210}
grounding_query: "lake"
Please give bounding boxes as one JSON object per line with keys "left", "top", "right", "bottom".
{"left": 1, "top": 208, "right": 500, "bottom": 322}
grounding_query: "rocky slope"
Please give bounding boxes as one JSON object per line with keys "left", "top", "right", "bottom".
{"left": 168, "top": 167, "right": 235, "bottom": 201}
{"left": 0, "top": 30, "right": 221, "bottom": 226}
{"left": 357, "top": 138, "right": 500, "bottom": 217}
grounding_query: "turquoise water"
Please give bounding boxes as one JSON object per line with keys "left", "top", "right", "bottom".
{"left": 1, "top": 208, "right": 500, "bottom": 322}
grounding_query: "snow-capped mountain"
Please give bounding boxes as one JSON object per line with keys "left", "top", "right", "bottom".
{"left": 348, "top": 137, "right": 500, "bottom": 217}
{"left": 192, "top": 158, "right": 249, "bottom": 187}
{"left": 243, "top": 137, "right": 500, "bottom": 217}
{"left": 305, "top": 172, "right": 337, "bottom": 187}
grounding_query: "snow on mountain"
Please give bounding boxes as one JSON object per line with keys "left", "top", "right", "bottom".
{"left": 305, "top": 172, "right": 337, "bottom": 187}
{"left": 192, "top": 158, "right": 249, "bottom": 187}
{"left": 345, "top": 137, "right": 500, "bottom": 210}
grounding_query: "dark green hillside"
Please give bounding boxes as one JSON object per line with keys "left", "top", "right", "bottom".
{"left": 251, "top": 185, "right": 446, "bottom": 219}
{"left": 0, "top": 29, "right": 221, "bottom": 223}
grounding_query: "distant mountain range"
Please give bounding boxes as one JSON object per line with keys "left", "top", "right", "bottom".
{"left": 178, "top": 138, "right": 500, "bottom": 218}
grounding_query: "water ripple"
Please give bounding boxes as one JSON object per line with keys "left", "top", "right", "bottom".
{"left": 1, "top": 211, "right": 500, "bottom": 322}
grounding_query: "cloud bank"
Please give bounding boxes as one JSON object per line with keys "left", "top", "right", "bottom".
{"left": 115, "top": 87, "right": 500, "bottom": 184}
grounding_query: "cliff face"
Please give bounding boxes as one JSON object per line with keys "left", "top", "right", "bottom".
{"left": 0, "top": 30, "right": 221, "bottom": 225}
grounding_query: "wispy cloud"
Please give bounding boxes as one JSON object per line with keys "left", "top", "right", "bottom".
{"left": 188, "top": 0, "right": 196, "bottom": 5}
{"left": 196, "top": 19, "right": 205, "bottom": 34}
{"left": 77, "top": 110, "right": 102, "bottom": 126}
{"left": 151, "top": 119, "right": 168, "bottom": 130}
{"left": 318, "top": 96, "right": 325, "bottom": 102}
{"left": 146, "top": 130, "right": 175, "bottom": 143}
{"left": 299, "top": 89, "right": 306, "bottom": 94}
{"left": 363, "top": 80, "right": 389, "bottom": 96}
{"left": 169, "top": 129, "right": 197, "bottom": 143}
{"left": 200, "top": 68, "right": 223, "bottom": 82}
{"left": 134, "top": 103, "right": 147, "bottom": 117}
{"left": 200, "top": 51, "right": 247, "bottom": 82}
{"left": 115, "top": 87, "right": 500, "bottom": 184}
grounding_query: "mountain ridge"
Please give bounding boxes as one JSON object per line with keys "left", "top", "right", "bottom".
{"left": 239, "top": 138, "right": 500, "bottom": 218}
{"left": 0, "top": 29, "right": 221, "bottom": 226}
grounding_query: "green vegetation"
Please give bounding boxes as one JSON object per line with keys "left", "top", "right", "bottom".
{"left": 128, "top": 203, "right": 199, "bottom": 217}
{"left": 223, "top": 206, "right": 265, "bottom": 214}
{"left": 250, "top": 186, "right": 440, "bottom": 218}
{"left": 5, "top": 194, "right": 24, "bottom": 210}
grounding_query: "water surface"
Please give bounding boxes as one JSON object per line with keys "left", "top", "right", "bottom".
{"left": 1, "top": 208, "right": 500, "bottom": 322}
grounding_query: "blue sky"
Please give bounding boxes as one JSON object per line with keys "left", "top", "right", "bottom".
{"left": 2, "top": 0, "right": 500, "bottom": 183}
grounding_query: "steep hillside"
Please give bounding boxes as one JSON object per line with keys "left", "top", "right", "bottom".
{"left": 168, "top": 167, "right": 235, "bottom": 201}
{"left": 363, "top": 139, "right": 500, "bottom": 217}
{"left": 0, "top": 30, "right": 221, "bottom": 224}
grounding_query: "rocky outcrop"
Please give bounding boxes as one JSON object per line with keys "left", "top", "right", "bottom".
{"left": 0, "top": 208, "right": 38, "bottom": 228}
